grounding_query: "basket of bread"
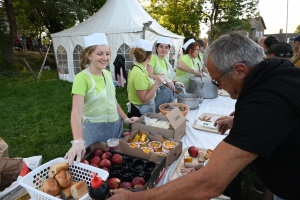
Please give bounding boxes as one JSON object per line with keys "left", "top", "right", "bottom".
{"left": 159, "top": 103, "right": 190, "bottom": 117}
{"left": 19, "top": 158, "right": 109, "bottom": 200}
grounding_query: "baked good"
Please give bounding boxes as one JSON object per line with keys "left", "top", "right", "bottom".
{"left": 198, "top": 151, "right": 206, "bottom": 163}
{"left": 41, "top": 178, "right": 60, "bottom": 196}
{"left": 55, "top": 169, "right": 72, "bottom": 188}
{"left": 71, "top": 181, "right": 88, "bottom": 199}
{"left": 204, "top": 149, "right": 213, "bottom": 159}
{"left": 48, "top": 162, "right": 69, "bottom": 178}
{"left": 60, "top": 181, "right": 77, "bottom": 200}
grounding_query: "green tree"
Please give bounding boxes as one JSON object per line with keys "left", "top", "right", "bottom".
{"left": 202, "top": 0, "right": 259, "bottom": 42}
{"left": 295, "top": 25, "right": 300, "bottom": 34}
{"left": 13, "top": 0, "right": 107, "bottom": 36}
{"left": 146, "top": 0, "right": 204, "bottom": 41}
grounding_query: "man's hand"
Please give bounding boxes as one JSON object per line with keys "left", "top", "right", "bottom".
{"left": 214, "top": 116, "right": 233, "bottom": 134}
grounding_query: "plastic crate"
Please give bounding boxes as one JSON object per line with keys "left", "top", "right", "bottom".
{"left": 19, "top": 157, "right": 109, "bottom": 200}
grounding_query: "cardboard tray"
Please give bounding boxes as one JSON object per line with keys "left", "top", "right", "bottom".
{"left": 169, "top": 147, "right": 207, "bottom": 181}
{"left": 120, "top": 129, "right": 182, "bottom": 167}
{"left": 83, "top": 141, "right": 166, "bottom": 192}
{"left": 192, "top": 113, "right": 230, "bottom": 135}
{"left": 132, "top": 107, "right": 186, "bottom": 140}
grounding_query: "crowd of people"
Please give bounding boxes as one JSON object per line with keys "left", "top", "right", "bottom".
{"left": 14, "top": 35, "right": 52, "bottom": 52}
{"left": 64, "top": 31, "right": 300, "bottom": 200}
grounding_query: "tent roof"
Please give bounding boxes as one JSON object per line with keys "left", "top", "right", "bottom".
{"left": 51, "top": 0, "right": 184, "bottom": 39}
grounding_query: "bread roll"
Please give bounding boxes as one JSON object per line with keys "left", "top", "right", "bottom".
{"left": 55, "top": 169, "right": 72, "bottom": 188}
{"left": 60, "top": 181, "right": 77, "bottom": 200}
{"left": 41, "top": 178, "right": 60, "bottom": 196}
{"left": 71, "top": 181, "right": 88, "bottom": 199}
{"left": 204, "top": 149, "right": 213, "bottom": 159}
{"left": 48, "top": 162, "right": 69, "bottom": 178}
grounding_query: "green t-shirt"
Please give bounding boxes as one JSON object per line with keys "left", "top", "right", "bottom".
{"left": 127, "top": 63, "right": 153, "bottom": 105}
{"left": 72, "top": 72, "right": 106, "bottom": 96}
{"left": 148, "top": 54, "right": 168, "bottom": 73}
{"left": 176, "top": 54, "right": 196, "bottom": 77}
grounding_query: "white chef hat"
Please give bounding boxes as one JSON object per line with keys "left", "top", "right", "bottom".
{"left": 136, "top": 39, "right": 153, "bottom": 51}
{"left": 182, "top": 39, "right": 195, "bottom": 50}
{"left": 156, "top": 36, "right": 171, "bottom": 45}
{"left": 84, "top": 33, "right": 108, "bottom": 48}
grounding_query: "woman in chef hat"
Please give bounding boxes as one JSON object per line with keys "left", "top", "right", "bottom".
{"left": 127, "top": 39, "right": 165, "bottom": 117}
{"left": 64, "top": 33, "right": 139, "bottom": 165}
{"left": 147, "top": 36, "right": 184, "bottom": 112}
{"left": 174, "top": 39, "right": 203, "bottom": 91}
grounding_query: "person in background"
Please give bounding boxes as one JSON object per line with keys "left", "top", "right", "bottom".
{"left": 174, "top": 39, "right": 202, "bottom": 91}
{"left": 258, "top": 36, "right": 267, "bottom": 51}
{"left": 290, "top": 35, "right": 300, "bottom": 65}
{"left": 263, "top": 35, "right": 279, "bottom": 50}
{"left": 45, "top": 35, "right": 51, "bottom": 51}
{"left": 113, "top": 55, "right": 127, "bottom": 88}
{"left": 108, "top": 31, "right": 300, "bottom": 200}
{"left": 64, "top": 33, "right": 139, "bottom": 165}
{"left": 195, "top": 39, "right": 209, "bottom": 76}
{"left": 147, "top": 36, "right": 184, "bottom": 112}
{"left": 127, "top": 39, "right": 165, "bottom": 118}
{"left": 41, "top": 36, "right": 46, "bottom": 51}
{"left": 266, "top": 42, "right": 293, "bottom": 59}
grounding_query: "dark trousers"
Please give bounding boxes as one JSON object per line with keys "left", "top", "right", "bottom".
{"left": 128, "top": 103, "right": 142, "bottom": 118}
{"left": 222, "top": 171, "right": 242, "bottom": 200}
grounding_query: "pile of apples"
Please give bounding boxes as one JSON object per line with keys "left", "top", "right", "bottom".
{"left": 81, "top": 149, "right": 146, "bottom": 190}
{"left": 106, "top": 176, "right": 145, "bottom": 190}
{"left": 81, "top": 149, "right": 123, "bottom": 173}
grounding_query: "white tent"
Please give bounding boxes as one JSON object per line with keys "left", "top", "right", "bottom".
{"left": 51, "top": 0, "right": 184, "bottom": 82}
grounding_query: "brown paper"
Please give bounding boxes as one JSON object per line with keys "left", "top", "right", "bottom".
{"left": 0, "top": 157, "right": 23, "bottom": 191}
{"left": 0, "top": 137, "right": 9, "bottom": 158}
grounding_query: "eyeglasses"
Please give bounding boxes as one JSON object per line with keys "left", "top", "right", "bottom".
{"left": 211, "top": 71, "right": 227, "bottom": 87}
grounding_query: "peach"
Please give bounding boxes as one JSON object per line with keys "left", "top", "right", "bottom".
{"left": 111, "top": 154, "right": 123, "bottom": 165}
{"left": 188, "top": 146, "right": 199, "bottom": 157}
{"left": 100, "top": 159, "right": 112, "bottom": 169}
{"left": 107, "top": 178, "right": 121, "bottom": 189}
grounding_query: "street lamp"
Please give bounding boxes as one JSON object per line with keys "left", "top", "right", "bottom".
{"left": 142, "top": 21, "right": 152, "bottom": 39}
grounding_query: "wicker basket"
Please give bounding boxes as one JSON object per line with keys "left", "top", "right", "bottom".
{"left": 159, "top": 102, "right": 190, "bottom": 116}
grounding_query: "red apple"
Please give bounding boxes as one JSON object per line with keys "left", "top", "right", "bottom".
{"left": 102, "top": 152, "right": 112, "bottom": 160}
{"left": 188, "top": 146, "right": 199, "bottom": 157}
{"left": 90, "top": 156, "right": 101, "bottom": 167}
{"left": 131, "top": 177, "right": 145, "bottom": 187}
{"left": 101, "top": 167, "right": 110, "bottom": 173}
{"left": 100, "top": 159, "right": 112, "bottom": 169}
{"left": 119, "top": 182, "right": 132, "bottom": 189}
{"left": 111, "top": 154, "right": 123, "bottom": 165}
{"left": 93, "top": 149, "right": 104, "bottom": 157}
{"left": 80, "top": 159, "right": 89, "bottom": 165}
{"left": 133, "top": 184, "right": 144, "bottom": 189}
{"left": 107, "top": 178, "right": 121, "bottom": 189}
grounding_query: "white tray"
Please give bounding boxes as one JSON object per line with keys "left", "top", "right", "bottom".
{"left": 218, "top": 89, "right": 230, "bottom": 97}
{"left": 19, "top": 157, "right": 109, "bottom": 200}
{"left": 193, "top": 113, "right": 229, "bottom": 135}
{"left": 169, "top": 147, "right": 207, "bottom": 181}
{"left": 169, "top": 148, "right": 230, "bottom": 200}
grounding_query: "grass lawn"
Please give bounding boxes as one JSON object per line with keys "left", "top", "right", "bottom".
{"left": 0, "top": 50, "right": 262, "bottom": 199}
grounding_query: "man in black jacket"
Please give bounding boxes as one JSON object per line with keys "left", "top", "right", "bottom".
{"left": 108, "top": 32, "right": 300, "bottom": 200}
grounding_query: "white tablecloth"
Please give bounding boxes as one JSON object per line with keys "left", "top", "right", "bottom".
{"left": 155, "top": 96, "right": 236, "bottom": 198}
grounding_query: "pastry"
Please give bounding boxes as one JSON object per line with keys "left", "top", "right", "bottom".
{"left": 71, "top": 181, "right": 88, "bottom": 200}
{"left": 41, "top": 177, "right": 60, "bottom": 196}
{"left": 48, "top": 162, "right": 69, "bottom": 178}
{"left": 55, "top": 169, "right": 72, "bottom": 188}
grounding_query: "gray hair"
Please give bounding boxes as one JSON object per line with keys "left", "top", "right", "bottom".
{"left": 204, "top": 32, "right": 266, "bottom": 77}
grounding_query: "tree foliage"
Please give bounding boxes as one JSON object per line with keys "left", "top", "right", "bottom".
{"left": 295, "top": 25, "right": 300, "bottom": 34}
{"left": 146, "top": 0, "right": 204, "bottom": 41}
{"left": 203, "top": 0, "right": 259, "bottom": 41}
{"left": 146, "top": 0, "right": 259, "bottom": 42}
{"left": 13, "top": 0, "right": 107, "bottom": 36}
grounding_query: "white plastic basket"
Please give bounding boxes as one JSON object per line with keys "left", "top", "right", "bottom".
{"left": 19, "top": 157, "right": 109, "bottom": 200}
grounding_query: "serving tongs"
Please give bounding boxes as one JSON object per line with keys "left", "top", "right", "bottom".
{"left": 162, "top": 81, "right": 185, "bottom": 98}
